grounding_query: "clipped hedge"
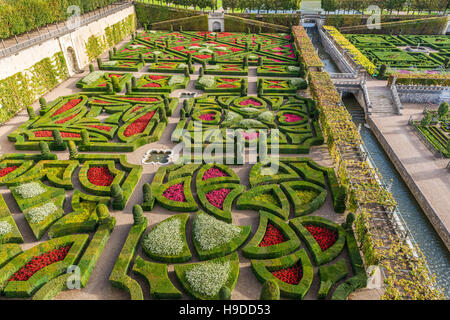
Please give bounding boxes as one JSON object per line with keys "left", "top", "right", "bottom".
{"left": 242, "top": 211, "right": 300, "bottom": 259}
{"left": 318, "top": 259, "right": 349, "bottom": 299}
{"left": 0, "top": 234, "right": 89, "bottom": 298}
{"left": 251, "top": 249, "right": 313, "bottom": 299}
{"left": 132, "top": 256, "right": 182, "bottom": 299}
{"left": 289, "top": 216, "right": 346, "bottom": 266}
{"left": 109, "top": 218, "right": 148, "bottom": 300}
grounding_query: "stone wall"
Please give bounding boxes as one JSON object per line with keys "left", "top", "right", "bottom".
{"left": 0, "top": 4, "right": 135, "bottom": 79}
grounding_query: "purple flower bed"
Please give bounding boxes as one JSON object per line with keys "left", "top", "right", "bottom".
{"left": 163, "top": 183, "right": 186, "bottom": 202}
{"left": 203, "top": 167, "right": 228, "bottom": 180}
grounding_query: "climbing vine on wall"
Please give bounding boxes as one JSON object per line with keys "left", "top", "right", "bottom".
{"left": 85, "top": 13, "right": 136, "bottom": 61}
{"left": 0, "top": 52, "right": 69, "bottom": 125}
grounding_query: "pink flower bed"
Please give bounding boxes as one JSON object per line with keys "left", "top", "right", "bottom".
{"left": 163, "top": 183, "right": 186, "bottom": 202}
{"left": 239, "top": 99, "right": 262, "bottom": 106}
{"left": 205, "top": 188, "right": 231, "bottom": 210}
{"left": 199, "top": 113, "right": 216, "bottom": 121}
{"left": 242, "top": 131, "right": 259, "bottom": 141}
{"left": 283, "top": 114, "right": 303, "bottom": 122}
{"left": 202, "top": 167, "right": 228, "bottom": 180}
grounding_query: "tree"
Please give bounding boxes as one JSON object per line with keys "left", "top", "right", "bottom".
{"left": 111, "top": 184, "right": 124, "bottom": 210}
{"left": 438, "top": 102, "right": 449, "bottom": 119}
{"left": 132, "top": 205, "right": 146, "bottom": 225}
{"left": 260, "top": 280, "right": 280, "bottom": 300}
{"left": 421, "top": 111, "right": 432, "bottom": 126}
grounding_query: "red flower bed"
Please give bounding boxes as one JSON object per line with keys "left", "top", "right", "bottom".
{"left": 202, "top": 167, "right": 228, "bottom": 180}
{"left": 121, "top": 97, "right": 158, "bottom": 102}
{"left": 305, "top": 224, "right": 338, "bottom": 251}
{"left": 123, "top": 111, "right": 156, "bottom": 137}
{"left": 143, "top": 83, "right": 162, "bottom": 88}
{"left": 163, "top": 183, "right": 186, "bottom": 202}
{"left": 239, "top": 99, "right": 262, "bottom": 106}
{"left": 218, "top": 84, "right": 237, "bottom": 88}
{"left": 34, "top": 131, "right": 80, "bottom": 138}
{"left": 148, "top": 75, "right": 167, "bottom": 80}
{"left": 87, "top": 166, "right": 115, "bottom": 186}
{"left": 283, "top": 114, "right": 303, "bottom": 123}
{"left": 221, "top": 78, "right": 239, "bottom": 82}
{"left": 91, "top": 99, "right": 111, "bottom": 104}
{"left": 195, "top": 54, "right": 212, "bottom": 59}
{"left": 51, "top": 99, "right": 82, "bottom": 117}
{"left": 131, "top": 106, "right": 143, "bottom": 113}
{"left": 205, "top": 188, "right": 231, "bottom": 210}
{"left": 55, "top": 114, "right": 77, "bottom": 124}
{"left": 9, "top": 245, "right": 71, "bottom": 282}
{"left": 230, "top": 47, "right": 242, "bottom": 53}
{"left": 87, "top": 125, "right": 112, "bottom": 131}
{"left": 199, "top": 113, "right": 216, "bottom": 121}
{"left": 271, "top": 263, "right": 303, "bottom": 285}
{"left": 98, "top": 83, "right": 107, "bottom": 87}
{"left": 0, "top": 166, "right": 18, "bottom": 177}
{"left": 259, "top": 223, "right": 286, "bottom": 247}
{"left": 108, "top": 74, "right": 123, "bottom": 78}
{"left": 268, "top": 85, "right": 284, "bottom": 89}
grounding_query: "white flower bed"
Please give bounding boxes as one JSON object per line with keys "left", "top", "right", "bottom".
{"left": 185, "top": 261, "right": 230, "bottom": 297}
{"left": 15, "top": 182, "right": 46, "bottom": 199}
{"left": 248, "top": 55, "right": 258, "bottom": 60}
{"left": 215, "top": 46, "right": 228, "bottom": 51}
{"left": 0, "top": 221, "right": 12, "bottom": 236}
{"left": 82, "top": 71, "right": 105, "bottom": 85}
{"left": 257, "top": 111, "right": 275, "bottom": 122}
{"left": 198, "top": 76, "right": 215, "bottom": 88}
{"left": 178, "top": 63, "right": 188, "bottom": 69}
{"left": 287, "top": 66, "right": 300, "bottom": 72}
{"left": 290, "top": 78, "right": 304, "bottom": 87}
{"left": 28, "top": 202, "right": 58, "bottom": 224}
{"left": 102, "top": 61, "right": 118, "bottom": 66}
{"left": 193, "top": 214, "right": 241, "bottom": 251}
{"left": 143, "top": 218, "right": 183, "bottom": 256}
{"left": 206, "top": 65, "right": 220, "bottom": 70}
{"left": 153, "top": 51, "right": 162, "bottom": 56}
{"left": 129, "top": 44, "right": 145, "bottom": 49}
{"left": 199, "top": 48, "right": 213, "bottom": 55}
{"left": 168, "top": 75, "right": 185, "bottom": 86}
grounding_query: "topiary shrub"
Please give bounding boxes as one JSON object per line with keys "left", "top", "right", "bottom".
{"left": 52, "top": 129, "right": 66, "bottom": 150}
{"left": 68, "top": 141, "right": 78, "bottom": 159}
{"left": 126, "top": 82, "right": 132, "bottom": 94}
{"left": 81, "top": 129, "right": 90, "bottom": 145}
{"left": 259, "top": 280, "right": 280, "bottom": 300}
{"left": 89, "top": 64, "right": 94, "bottom": 72}
{"left": 27, "top": 106, "right": 36, "bottom": 120}
{"left": 111, "top": 184, "right": 124, "bottom": 210}
{"left": 159, "top": 107, "right": 167, "bottom": 123}
{"left": 219, "top": 286, "right": 231, "bottom": 300}
{"left": 107, "top": 83, "right": 114, "bottom": 94}
{"left": 111, "top": 76, "right": 120, "bottom": 92}
{"left": 96, "top": 204, "right": 110, "bottom": 223}
{"left": 132, "top": 204, "right": 145, "bottom": 225}
{"left": 39, "top": 97, "right": 47, "bottom": 108}
{"left": 39, "top": 141, "right": 51, "bottom": 158}
{"left": 97, "top": 58, "right": 102, "bottom": 69}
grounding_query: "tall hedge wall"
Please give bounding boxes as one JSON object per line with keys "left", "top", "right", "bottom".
{"left": 151, "top": 15, "right": 209, "bottom": 31}
{"left": 223, "top": 15, "right": 289, "bottom": 33}
{"left": 0, "top": 0, "right": 123, "bottom": 40}
{"left": 227, "top": 13, "right": 300, "bottom": 27}
{"left": 0, "top": 52, "right": 69, "bottom": 124}
{"left": 134, "top": 3, "right": 200, "bottom": 27}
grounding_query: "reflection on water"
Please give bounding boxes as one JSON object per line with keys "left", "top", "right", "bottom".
{"left": 343, "top": 95, "right": 450, "bottom": 297}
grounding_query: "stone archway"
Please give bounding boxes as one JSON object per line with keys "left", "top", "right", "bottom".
{"left": 66, "top": 46, "right": 81, "bottom": 74}
{"left": 212, "top": 21, "right": 222, "bottom": 32}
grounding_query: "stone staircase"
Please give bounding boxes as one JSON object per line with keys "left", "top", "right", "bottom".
{"left": 367, "top": 86, "right": 398, "bottom": 114}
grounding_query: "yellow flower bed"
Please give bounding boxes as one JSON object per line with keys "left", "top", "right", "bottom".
{"left": 323, "top": 26, "right": 377, "bottom": 75}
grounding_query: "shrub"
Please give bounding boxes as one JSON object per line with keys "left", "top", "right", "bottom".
{"left": 111, "top": 76, "right": 120, "bottom": 92}
{"left": 132, "top": 205, "right": 145, "bottom": 225}
{"left": 52, "top": 130, "right": 64, "bottom": 148}
{"left": 111, "top": 184, "right": 124, "bottom": 210}
{"left": 27, "top": 107, "right": 36, "bottom": 120}
{"left": 81, "top": 129, "right": 90, "bottom": 145}
{"left": 89, "top": 64, "right": 94, "bottom": 73}
{"left": 219, "top": 286, "right": 231, "bottom": 300}
{"left": 96, "top": 204, "right": 110, "bottom": 223}
{"left": 39, "top": 141, "right": 51, "bottom": 158}
{"left": 39, "top": 97, "right": 47, "bottom": 108}
{"left": 260, "top": 280, "right": 280, "bottom": 300}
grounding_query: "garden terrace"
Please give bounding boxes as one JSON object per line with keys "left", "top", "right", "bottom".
{"left": 5, "top": 25, "right": 439, "bottom": 301}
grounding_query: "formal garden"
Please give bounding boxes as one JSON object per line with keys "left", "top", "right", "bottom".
{"left": 0, "top": 28, "right": 371, "bottom": 301}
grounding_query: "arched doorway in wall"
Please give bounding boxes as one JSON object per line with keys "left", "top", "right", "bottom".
{"left": 66, "top": 47, "right": 81, "bottom": 74}
{"left": 212, "top": 21, "right": 223, "bottom": 32}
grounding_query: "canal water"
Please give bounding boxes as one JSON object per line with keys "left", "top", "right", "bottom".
{"left": 305, "top": 25, "right": 450, "bottom": 297}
